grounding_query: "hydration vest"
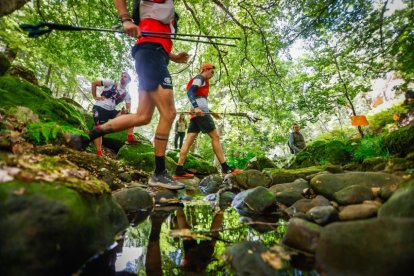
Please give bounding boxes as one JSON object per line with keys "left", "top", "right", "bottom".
{"left": 101, "top": 84, "right": 127, "bottom": 105}
{"left": 187, "top": 77, "right": 210, "bottom": 97}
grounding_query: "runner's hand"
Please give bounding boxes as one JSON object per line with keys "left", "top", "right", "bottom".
{"left": 193, "top": 107, "right": 203, "bottom": 116}
{"left": 122, "top": 21, "right": 141, "bottom": 37}
{"left": 170, "top": 52, "right": 189, "bottom": 63}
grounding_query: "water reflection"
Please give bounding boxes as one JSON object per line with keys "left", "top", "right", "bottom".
{"left": 81, "top": 203, "right": 291, "bottom": 275}
{"left": 116, "top": 203, "right": 285, "bottom": 275}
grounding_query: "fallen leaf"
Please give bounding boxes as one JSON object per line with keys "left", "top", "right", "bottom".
{"left": 13, "top": 187, "right": 25, "bottom": 195}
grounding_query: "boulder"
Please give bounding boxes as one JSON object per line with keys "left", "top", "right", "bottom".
{"left": 264, "top": 166, "right": 323, "bottom": 185}
{"left": 269, "top": 178, "right": 308, "bottom": 206}
{"left": 378, "top": 180, "right": 414, "bottom": 218}
{"left": 310, "top": 172, "right": 403, "bottom": 200}
{"left": 113, "top": 187, "right": 153, "bottom": 213}
{"left": 231, "top": 186, "right": 277, "bottom": 217}
{"left": 338, "top": 203, "right": 379, "bottom": 221}
{"left": 245, "top": 156, "right": 276, "bottom": 171}
{"left": 315, "top": 218, "right": 414, "bottom": 275}
{"left": 282, "top": 218, "right": 322, "bottom": 254}
{"left": 229, "top": 169, "right": 273, "bottom": 190}
{"left": 306, "top": 206, "right": 338, "bottom": 225}
{"left": 333, "top": 185, "right": 374, "bottom": 205}
{"left": 199, "top": 175, "right": 223, "bottom": 195}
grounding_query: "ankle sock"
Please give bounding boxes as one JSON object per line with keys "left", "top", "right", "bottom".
{"left": 96, "top": 149, "right": 102, "bottom": 156}
{"left": 175, "top": 165, "right": 185, "bottom": 175}
{"left": 155, "top": 156, "right": 166, "bottom": 174}
{"left": 127, "top": 134, "right": 134, "bottom": 141}
{"left": 221, "top": 162, "right": 231, "bottom": 172}
{"left": 89, "top": 126, "right": 111, "bottom": 141}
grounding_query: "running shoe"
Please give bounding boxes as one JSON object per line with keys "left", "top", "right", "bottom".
{"left": 149, "top": 170, "right": 185, "bottom": 190}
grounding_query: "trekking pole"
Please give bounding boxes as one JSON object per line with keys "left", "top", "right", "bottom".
{"left": 177, "top": 111, "right": 261, "bottom": 123}
{"left": 19, "top": 22, "right": 238, "bottom": 47}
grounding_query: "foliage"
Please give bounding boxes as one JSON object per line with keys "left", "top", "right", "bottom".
{"left": 294, "top": 139, "right": 353, "bottom": 167}
{"left": 227, "top": 151, "right": 255, "bottom": 170}
{"left": 25, "top": 122, "right": 86, "bottom": 144}
{"left": 353, "top": 135, "right": 389, "bottom": 162}
{"left": 383, "top": 124, "right": 414, "bottom": 156}
{"left": 367, "top": 104, "right": 408, "bottom": 133}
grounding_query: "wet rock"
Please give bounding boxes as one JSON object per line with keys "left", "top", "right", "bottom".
{"left": 113, "top": 187, "right": 153, "bottom": 213}
{"left": 284, "top": 195, "right": 331, "bottom": 217}
{"left": 199, "top": 175, "right": 223, "bottom": 195}
{"left": 315, "top": 218, "right": 414, "bottom": 275}
{"left": 204, "top": 191, "right": 236, "bottom": 210}
{"left": 269, "top": 178, "right": 308, "bottom": 206}
{"left": 310, "top": 172, "right": 403, "bottom": 200}
{"left": 264, "top": 166, "right": 323, "bottom": 185}
{"left": 282, "top": 218, "right": 322, "bottom": 254}
{"left": 0, "top": 181, "right": 128, "bottom": 275}
{"left": 245, "top": 156, "right": 277, "bottom": 171}
{"left": 306, "top": 206, "right": 338, "bottom": 225}
{"left": 361, "top": 157, "right": 387, "bottom": 171}
{"left": 224, "top": 241, "right": 278, "bottom": 275}
{"left": 231, "top": 186, "right": 277, "bottom": 217}
{"left": 230, "top": 169, "right": 273, "bottom": 189}
{"left": 323, "top": 164, "right": 344, "bottom": 173}
{"left": 175, "top": 176, "right": 200, "bottom": 190}
{"left": 118, "top": 172, "right": 132, "bottom": 183}
{"left": 338, "top": 203, "right": 379, "bottom": 221}
{"left": 333, "top": 185, "right": 373, "bottom": 205}
{"left": 378, "top": 180, "right": 414, "bottom": 218}
{"left": 153, "top": 189, "right": 178, "bottom": 205}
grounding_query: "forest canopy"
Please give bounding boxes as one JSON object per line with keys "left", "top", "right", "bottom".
{"left": 0, "top": 0, "right": 412, "bottom": 158}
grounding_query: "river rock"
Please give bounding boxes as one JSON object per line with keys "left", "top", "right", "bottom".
{"left": 231, "top": 186, "right": 277, "bottom": 217}
{"left": 306, "top": 205, "right": 338, "bottom": 225}
{"left": 282, "top": 218, "right": 322, "bottom": 254}
{"left": 284, "top": 195, "right": 331, "bottom": 217}
{"left": 315, "top": 218, "right": 414, "bottom": 275}
{"left": 310, "top": 172, "right": 403, "bottom": 199}
{"left": 338, "top": 203, "right": 379, "bottom": 221}
{"left": 378, "top": 180, "right": 414, "bottom": 218}
{"left": 113, "top": 187, "right": 153, "bottom": 213}
{"left": 199, "top": 175, "right": 223, "bottom": 195}
{"left": 333, "top": 184, "right": 374, "bottom": 205}
{"left": 269, "top": 178, "right": 308, "bottom": 206}
{"left": 230, "top": 169, "right": 273, "bottom": 189}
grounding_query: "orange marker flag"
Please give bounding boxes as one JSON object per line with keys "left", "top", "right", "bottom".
{"left": 393, "top": 114, "right": 399, "bottom": 121}
{"left": 351, "top": 115, "right": 369, "bottom": 126}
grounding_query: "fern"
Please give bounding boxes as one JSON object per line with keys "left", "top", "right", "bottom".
{"left": 26, "top": 122, "right": 87, "bottom": 144}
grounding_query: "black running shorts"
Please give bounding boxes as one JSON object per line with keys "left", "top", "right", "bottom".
{"left": 92, "top": 105, "right": 120, "bottom": 126}
{"left": 187, "top": 115, "right": 216, "bottom": 134}
{"left": 133, "top": 43, "right": 173, "bottom": 92}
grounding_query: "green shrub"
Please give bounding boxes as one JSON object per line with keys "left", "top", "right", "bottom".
{"left": 25, "top": 122, "right": 87, "bottom": 144}
{"left": 383, "top": 124, "right": 414, "bottom": 156}
{"left": 367, "top": 104, "right": 407, "bottom": 133}
{"left": 227, "top": 152, "right": 255, "bottom": 169}
{"left": 353, "top": 136, "right": 389, "bottom": 162}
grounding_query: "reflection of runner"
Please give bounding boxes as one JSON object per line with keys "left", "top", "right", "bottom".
{"left": 144, "top": 207, "right": 224, "bottom": 275}
{"left": 176, "top": 208, "right": 224, "bottom": 274}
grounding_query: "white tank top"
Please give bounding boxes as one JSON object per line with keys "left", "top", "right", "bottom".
{"left": 140, "top": 0, "right": 175, "bottom": 24}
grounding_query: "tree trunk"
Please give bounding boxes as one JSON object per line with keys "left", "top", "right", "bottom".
{"left": 0, "top": 0, "right": 30, "bottom": 17}
{"left": 45, "top": 64, "right": 52, "bottom": 86}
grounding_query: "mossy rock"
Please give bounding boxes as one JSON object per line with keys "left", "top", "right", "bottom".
{"left": 118, "top": 144, "right": 176, "bottom": 172}
{"left": 264, "top": 166, "right": 323, "bottom": 185}
{"left": 167, "top": 150, "right": 218, "bottom": 175}
{"left": 0, "top": 180, "right": 128, "bottom": 275}
{"left": 0, "top": 76, "right": 87, "bottom": 128}
{"left": 245, "top": 156, "right": 277, "bottom": 171}
{"left": 361, "top": 157, "right": 387, "bottom": 171}
{"left": 294, "top": 140, "right": 353, "bottom": 167}
{"left": 7, "top": 65, "right": 38, "bottom": 85}
{"left": 0, "top": 52, "right": 11, "bottom": 76}
{"left": 383, "top": 125, "right": 414, "bottom": 156}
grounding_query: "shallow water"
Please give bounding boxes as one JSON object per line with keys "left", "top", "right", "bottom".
{"left": 80, "top": 202, "right": 315, "bottom": 275}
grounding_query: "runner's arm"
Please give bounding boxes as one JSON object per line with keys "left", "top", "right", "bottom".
{"left": 92, "top": 80, "right": 105, "bottom": 100}
{"left": 170, "top": 52, "right": 189, "bottom": 63}
{"left": 114, "top": 0, "right": 141, "bottom": 37}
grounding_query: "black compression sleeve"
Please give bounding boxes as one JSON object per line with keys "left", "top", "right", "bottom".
{"left": 187, "top": 85, "right": 199, "bottom": 108}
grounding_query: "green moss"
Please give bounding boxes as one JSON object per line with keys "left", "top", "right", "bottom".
{"left": 167, "top": 150, "right": 217, "bottom": 174}
{"left": 367, "top": 104, "right": 408, "bottom": 133}
{"left": 264, "top": 166, "right": 323, "bottom": 184}
{"left": 383, "top": 125, "right": 414, "bottom": 156}
{"left": 118, "top": 145, "right": 176, "bottom": 172}
{"left": 0, "top": 76, "right": 87, "bottom": 129}
{"left": 0, "top": 53, "right": 11, "bottom": 76}
{"left": 353, "top": 135, "right": 389, "bottom": 162}
{"left": 294, "top": 139, "right": 353, "bottom": 167}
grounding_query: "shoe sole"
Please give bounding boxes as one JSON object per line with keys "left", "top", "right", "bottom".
{"left": 172, "top": 175, "right": 194, "bottom": 180}
{"left": 148, "top": 180, "right": 185, "bottom": 190}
